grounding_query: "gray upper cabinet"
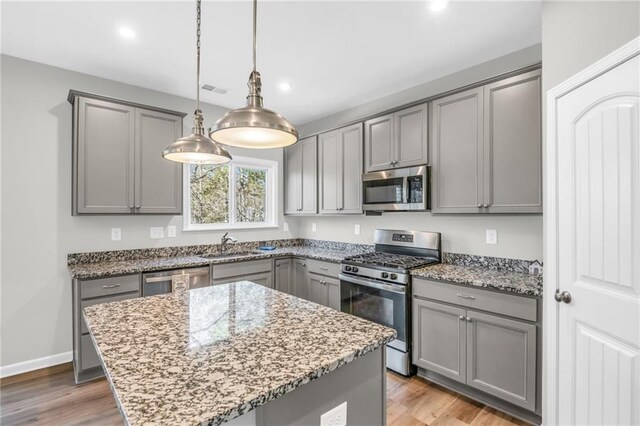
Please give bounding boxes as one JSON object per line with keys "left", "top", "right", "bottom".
{"left": 70, "top": 91, "right": 185, "bottom": 215}
{"left": 319, "top": 123, "right": 363, "bottom": 214}
{"left": 431, "top": 87, "right": 484, "bottom": 213}
{"left": 483, "top": 70, "right": 542, "bottom": 213}
{"left": 364, "top": 104, "right": 428, "bottom": 172}
{"left": 430, "top": 69, "right": 542, "bottom": 214}
{"left": 284, "top": 136, "right": 317, "bottom": 215}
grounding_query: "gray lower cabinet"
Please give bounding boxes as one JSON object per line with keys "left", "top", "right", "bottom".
{"left": 292, "top": 258, "right": 309, "bottom": 299}
{"left": 364, "top": 103, "right": 428, "bottom": 172}
{"left": 211, "top": 259, "right": 273, "bottom": 288}
{"left": 274, "top": 258, "right": 293, "bottom": 294}
{"left": 319, "top": 123, "right": 363, "bottom": 214}
{"left": 412, "top": 278, "right": 538, "bottom": 413}
{"left": 307, "top": 275, "right": 340, "bottom": 310}
{"left": 73, "top": 274, "right": 140, "bottom": 383}
{"left": 69, "top": 90, "right": 185, "bottom": 215}
{"left": 284, "top": 136, "right": 318, "bottom": 215}
{"left": 430, "top": 69, "right": 542, "bottom": 214}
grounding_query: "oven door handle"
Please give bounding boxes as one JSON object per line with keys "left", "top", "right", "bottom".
{"left": 339, "top": 274, "right": 406, "bottom": 294}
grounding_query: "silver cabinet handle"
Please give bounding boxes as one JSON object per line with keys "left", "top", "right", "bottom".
{"left": 459, "top": 315, "right": 465, "bottom": 320}
{"left": 102, "top": 284, "right": 121, "bottom": 289}
{"left": 466, "top": 317, "right": 472, "bottom": 322}
{"left": 319, "top": 267, "right": 328, "bottom": 271}
{"left": 457, "top": 293, "right": 476, "bottom": 300}
{"left": 555, "top": 289, "right": 572, "bottom": 304}
{"left": 477, "top": 204, "right": 482, "bottom": 208}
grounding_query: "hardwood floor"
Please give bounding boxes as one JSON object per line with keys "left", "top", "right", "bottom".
{"left": 1, "top": 368, "right": 528, "bottom": 425}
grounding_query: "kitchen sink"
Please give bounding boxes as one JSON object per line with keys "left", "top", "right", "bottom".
{"left": 198, "top": 251, "right": 261, "bottom": 260}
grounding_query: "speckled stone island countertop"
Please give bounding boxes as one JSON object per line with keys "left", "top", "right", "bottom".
{"left": 83, "top": 281, "right": 396, "bottom": 426}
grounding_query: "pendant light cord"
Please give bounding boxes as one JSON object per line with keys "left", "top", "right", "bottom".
{"left": 252, "top": 0, "right": 257, "bottom": 72}
{"left": 196, "top": 0, "right": 202, "bottom": 112}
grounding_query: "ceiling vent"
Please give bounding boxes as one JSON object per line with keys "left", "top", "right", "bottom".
{"left": 201, "top": 84, "right": 227, "bottom": 94}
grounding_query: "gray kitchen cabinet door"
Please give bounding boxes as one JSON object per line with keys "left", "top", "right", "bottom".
{"left": 394, "top": 104, "right": 428, "bottom": 169}
{"left": 300, "top": 136, "right": 318, "bottom": 214}
{"left": 135, "top": 108, "right": 183, "bottom": 214}
{"left": 75, "top": 97, "right": 136, "bottom": 214}
{"left": 292, "top": 259, "right": 309, "bottom": 300}
{"left": 284, "top": 142, "right": 302, "bottom": 215}
{"left": 339, "top": 123, "right": 363, "bottom": 214}
{"left": 245, "top": 272, "right": 273, "bottom": 289}
{"left": 319, "top": 130, "right": 340, "bottom": 214}
{"left": 483, "top": 69, "right": 542, "bottom": 213}
{"left": 466, "top": 310, "right": 537, "bottom": 411}
{"left": 431, "top": 87, "right": 484, "bottom": 213}
{"left": 412, "top": 298, "right": 467, "bottom": 383}
{"left": 274, "top": 258, "right": 293, "bottom": 295}
{"left": 364, "top": 114, "right": 394, "bottom": 172}
{"left": 324, "top": 276, "right": 341, "bottom": 311}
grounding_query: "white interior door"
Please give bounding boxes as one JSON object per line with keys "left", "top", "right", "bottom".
{"left": 550, "top": 43, "right": 640, "bottom": 425}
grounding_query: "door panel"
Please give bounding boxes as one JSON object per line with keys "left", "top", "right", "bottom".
{"left": 300, "top": 136, "right": 318, "bottom": 214}
{"left": 319, "top": 130, "right": 340, "bottom": 213}
{"left": 325, "top": 276, "right": 340, "bottom": 310}
{"left": 76, "top": 98, "right": 135, "bottom": 214}
{"left": 340, "top": 123, "right": 363, "bottom": 213}
{"left": 284, "top": 143, "right": 301, "bottom": 214}
{"left": 364, "top": 114, "right": 394, "bottom": 172}
{"left": 135, "top": 109, "right": 182, "bottom": 214}
{"left": 395, "top": 104, "right": 428, "bottom": 168}
{"left": 484, "top": 70, "right": 542, "bottom": 213}
{"left": 308, "top": 276, "right": 326, "bottom": 306}
{"left": 466, "top": 310, "right": 537, "bottom": 411}
{"left": 412, "top": 298, "right": 466, "bottom": 382}
{"left": 274, "top": 259, "right": 293, "bottom": 295}
{"left": 431, "top": 88, "right": 484, "bottom": 213}
{"left": 293, "top": 259, "right": 309, "bottom": 300}
{"left": 556, "top": 54, "right": 640, "bottom": 425}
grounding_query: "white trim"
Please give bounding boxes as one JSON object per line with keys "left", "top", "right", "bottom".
{"left": 182, "top": 156, "right": 278, "bottom": 231}
{"left": 0, "top": 351, "right": 73, "bottom": 378}
{"left": 544, "top": 35, "right": 640, "bottom": 426}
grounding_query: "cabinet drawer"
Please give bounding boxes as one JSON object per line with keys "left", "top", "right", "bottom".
{"left": 80, "top": 274, "right": 139, "bottom": 299}
{"left": 212, "top": 259, "right": 272, "bottom": 280}
{"left": 80, "top": 334, "right": 101, "bottom": 371}
{"left": 81, "top": 292, "right": 139, "bottom": 334}
{"left": 413, "top": 278, "right": 537, "bottom": 322}
{"left": 306, "top": 259, "right": 339, "bottom": 277}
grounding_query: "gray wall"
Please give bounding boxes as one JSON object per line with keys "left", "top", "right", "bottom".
{"left": 0, "top": 55, "right": 298, "bottom": 367}
{"left": 292, "top": 45, "right": 544, "bottom": 261}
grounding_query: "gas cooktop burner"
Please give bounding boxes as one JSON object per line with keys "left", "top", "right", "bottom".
{"left": 343, "top": 252, "right": 438, "bottom": 271}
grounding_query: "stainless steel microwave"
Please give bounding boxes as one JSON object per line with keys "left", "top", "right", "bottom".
{"left": 362, "top": 165, "right": 429, "bottom": 212}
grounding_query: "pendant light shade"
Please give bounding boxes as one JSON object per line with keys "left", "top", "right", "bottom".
{"left": 209, "top": 0, "right": 298, "bottom": 149}
{"left": 163, "top": 0, "right": 232, "bottom": 165}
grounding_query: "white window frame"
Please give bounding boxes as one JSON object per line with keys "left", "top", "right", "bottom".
{"left": 183, "top": 156, "right": 278, "bottom": 231}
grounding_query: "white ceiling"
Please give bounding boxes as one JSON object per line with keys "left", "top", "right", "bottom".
{"left": 1, "top": 1, "right": 541, "bottom": 125}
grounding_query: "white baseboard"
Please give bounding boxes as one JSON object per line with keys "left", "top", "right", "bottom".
{"left": 0, "top": 351, "right": 73, "bottom": 378}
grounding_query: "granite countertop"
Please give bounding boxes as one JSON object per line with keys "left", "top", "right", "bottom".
{"left": 68, "top": 246, "right": 361, "bottom": 279}
{"left": 411, "top": 263, "right": 542, "bottom": 297}
{"left": 83, "top": 281, "right": 396, "bottom": 426}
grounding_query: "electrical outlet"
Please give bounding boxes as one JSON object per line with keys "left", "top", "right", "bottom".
{"left": 167, "top": 226, "right": 177, "bottom": 238}
{"left": 354, "top": 224, "right": 361, "bottom": 235}
{"left": 283, "top": 222, "right": 289, "bottom": 232}
{"left": 486, "top": 229, "right": 497, "bottom": 245}
{"left": 320, "top": 402, "right": 347, "bottom": 426}
{"left": 312, "top": 223, "right": 317, "bottom": 232}
{"left": 111, "top": 228, "right": 121, "bottom": 241}
{"left": 150, "top": 227, "right": 165, "bottom": 239}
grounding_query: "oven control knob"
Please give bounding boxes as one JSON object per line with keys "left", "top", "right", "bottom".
{"left": 381, "top": 272, "right": 389, "bottom": 279}
{"left": 390, "top": 273, "right": 398, "bottom": 280}
{"left": 352, "top": 266, "right": 359, "bottom": 273}
{"left": 344, "top": 265, "right": 352, "bottom": 272}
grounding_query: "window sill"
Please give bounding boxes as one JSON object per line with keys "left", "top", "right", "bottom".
{"left": 182, "top": 223, "right": 280, "bottom": 232}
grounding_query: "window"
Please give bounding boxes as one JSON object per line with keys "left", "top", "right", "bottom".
{"left": 184, "top": 156, "right": 277, "bottom": 230}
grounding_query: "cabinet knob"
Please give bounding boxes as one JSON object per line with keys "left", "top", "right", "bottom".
{"left": 130, "top": 205, "right": 135, "bottom": 209}
{"left": 459, "top": 315, "right": 465, "bottom": 321}
{"left": 477, "top": 204, "right": 482, "bottom": 208}
{"left": 135, "top": 205, "right": 141, "bottom": 209}
{"left": 483, "top": 204, "right": 489, "bottom": 208}
{"left": 466, "top": 317, "right": 472, "bottom": 322}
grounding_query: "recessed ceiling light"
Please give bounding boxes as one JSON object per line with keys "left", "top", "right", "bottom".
{"left": 428, "top": 0, "right": 448, "bottom": 12}
{"left": 118, "top": 27, "right": 136, "bottom": 39}
{"left": 278, "top": 81, "right": 292, "bottom": 92}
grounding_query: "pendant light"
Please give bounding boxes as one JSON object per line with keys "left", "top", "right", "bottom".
{"left": 163, "top": 0, "right": 232, "bottom": 164}
{"left": 208, "top": 0, "right": 298, "bottom": 149}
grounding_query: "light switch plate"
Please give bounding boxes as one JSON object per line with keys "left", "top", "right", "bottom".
{"left": 167, "top": 226, "right": 177, "bottom": 238}
{"left": 283, "top": 222, "right": 289, "bottom": 232}
{"left": 486, "top": 229, "right": 497, "bottom": 245}
{"left": 111, "top": 228, "right": 121, "bottom": 241}
{"left": 150, "top": 227, "right": 165, "bottom": 239}
{"left": 312, "top": 223, "right": 317, "bottom": 232}
{"left": 321, "top": 402, "right": 347, "bottom": 426}
{"left": 354, "top": 224, "right": 361, "bottom": 235}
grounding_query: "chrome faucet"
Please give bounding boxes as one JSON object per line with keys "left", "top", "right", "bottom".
{"left": 220, "top": 232, "right": 238, "bottom": 254}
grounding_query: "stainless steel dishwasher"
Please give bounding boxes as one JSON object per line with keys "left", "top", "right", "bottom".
{"left": 142, "top": 266, "right": 211, "bottom": 297}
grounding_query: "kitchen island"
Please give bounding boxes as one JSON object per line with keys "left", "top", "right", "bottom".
{"left": 83, "top": 281, "right": 396, "bottom": 426}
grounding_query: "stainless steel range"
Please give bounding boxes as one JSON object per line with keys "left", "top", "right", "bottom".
{"left": 339, "top": 229, "right": 441, "bottom": 376}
